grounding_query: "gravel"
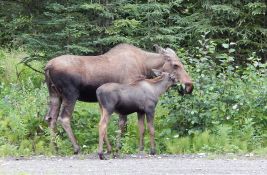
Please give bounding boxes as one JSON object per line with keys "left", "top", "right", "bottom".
{"left": 0, "top": 154, "right": 266, "bottom": 175}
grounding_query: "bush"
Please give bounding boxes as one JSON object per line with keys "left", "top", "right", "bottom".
{"left": 160, "top": 34, "right": 267, "bottom": 154}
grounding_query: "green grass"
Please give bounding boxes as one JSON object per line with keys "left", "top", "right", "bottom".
{"left": 165, "top": 125, "right": 267, "bottom": 155}
{"left": 0, "top": 48, "right": 44, "bottom": 86}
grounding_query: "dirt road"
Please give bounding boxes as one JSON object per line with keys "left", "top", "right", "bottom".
{"left": 0, "top": 154, "right": 266, "bottom": 175}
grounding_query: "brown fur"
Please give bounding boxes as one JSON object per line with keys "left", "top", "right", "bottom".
{"left": 97, "top": 72, "right": 176, "bottom": 159}
{"left": 129, "top": 74, "right": 165, "bottom": 85}
{"left": 44, "top": 43, "right": 193, "bottom": 154}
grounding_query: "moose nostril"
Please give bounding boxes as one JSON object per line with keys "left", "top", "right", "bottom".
{"left": 185, "top": 83, "right": 193, "bottom": 94}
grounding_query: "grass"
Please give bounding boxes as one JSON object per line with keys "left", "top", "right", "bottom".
{"left": 0, "top": 48, "right": 266, "bottom": 156}
{"left": 0, "top": 48, "right": 44, "bottom": 86}
{"left": 165, "top": 124, "right": 267, "bottom": 155}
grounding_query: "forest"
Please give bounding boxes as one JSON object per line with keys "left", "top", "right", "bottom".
{"left": 0, "top": 0, "right": 266, "bottom": 156}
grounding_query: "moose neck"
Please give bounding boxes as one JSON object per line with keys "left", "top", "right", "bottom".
{"left": 144, "top": 53, "right": 165, "bottom": 74}
{"left": 151, "top": 77, "right": 171, "bottom": 97}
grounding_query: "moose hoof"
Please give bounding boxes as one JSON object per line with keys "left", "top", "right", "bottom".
{"left": 44, "top": 115, "right": 51, "bottom": 123}
{"left": 98, "top": 153, "right": 106, "bottom": 160}
{"left": 139, "top": 146, "right": 144, "bottom": 152}
{"left": 150, "top": 148, "right": 156, "bottom": 155}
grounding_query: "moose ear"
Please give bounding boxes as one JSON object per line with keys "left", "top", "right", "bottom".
{"left": 151, "top": 69, "right": 162, "bottom": 77}
{"left": 166, "top": 48, "right": 176, "bottom": 55}
{"left": 153, "top": 44, "right": 165, "bottom": 54}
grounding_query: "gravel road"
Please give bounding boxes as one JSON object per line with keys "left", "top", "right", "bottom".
{"left": 0, "top": 154, "right": 266, "bottom": 175}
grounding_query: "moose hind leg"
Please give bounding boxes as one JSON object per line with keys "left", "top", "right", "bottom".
{"left": 59, "top": 97, "right": 80, "bottom": 154}
{"left": 45, "top": 96, "right": 61, "bottom": 123}
{"left": 45, "top": 92, "right": 62, "bottom": 152}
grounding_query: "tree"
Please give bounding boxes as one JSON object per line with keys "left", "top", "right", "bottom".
{"left": 0, "top": 0, "right": 266, "bottom": 64}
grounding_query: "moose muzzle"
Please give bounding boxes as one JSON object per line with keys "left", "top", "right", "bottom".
{"left": 178, "top": 82, "right": 194, "bottom": 95}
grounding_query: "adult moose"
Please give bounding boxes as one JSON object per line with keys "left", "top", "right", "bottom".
{"left": 44, "top": 43, "right": 193, "bottom": 154}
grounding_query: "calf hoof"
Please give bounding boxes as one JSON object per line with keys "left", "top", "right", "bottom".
{"left": 150, "top": 148, "right": 156, "bottom": 155}
{"left": 73, "top": 146, "right": 80, "bottom": 155}
{"left": 98, "top": 153, "right": 106, "bottom": 160}
{"left": 113, "top": 153, "right": 119, "bottom": 159}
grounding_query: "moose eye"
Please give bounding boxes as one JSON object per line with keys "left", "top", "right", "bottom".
{"left": 173, "top": 64, "right": 179, "bottom": 69}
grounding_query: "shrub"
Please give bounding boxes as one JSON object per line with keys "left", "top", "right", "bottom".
{"left": 161, "top": 34, "right": 267, "bottom": 153}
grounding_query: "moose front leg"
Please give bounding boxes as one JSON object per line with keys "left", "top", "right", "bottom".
{"left": 146, "top": 112, "right": 156, "bottom": 155}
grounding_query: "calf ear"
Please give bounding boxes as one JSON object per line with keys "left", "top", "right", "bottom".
{"left": 151, "top": 69, "right": 162, "bottom": 77}
{"left": 170, "top": 74, "right": 177, "bottom": 82}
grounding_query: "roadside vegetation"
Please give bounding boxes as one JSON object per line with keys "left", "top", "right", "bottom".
{"left": 0, "top": 0, "right": 266, "bottom": 156}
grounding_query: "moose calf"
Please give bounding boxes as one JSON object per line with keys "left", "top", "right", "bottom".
{"left": 96, "top": 70, "right": 177, "bottom": 160}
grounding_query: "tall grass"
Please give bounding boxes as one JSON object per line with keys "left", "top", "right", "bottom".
{"left": 0, "top": 48, "right": 43, "bottom": 86}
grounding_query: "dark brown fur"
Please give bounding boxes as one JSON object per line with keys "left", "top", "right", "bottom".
{"left": 97, "top": 71, "right": 176, "bottom": 159}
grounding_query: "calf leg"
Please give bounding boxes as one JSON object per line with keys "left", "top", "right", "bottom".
{"left": 99, "top": 104, "right": 112, "bottom": 153}
{"left": 137, "top": 113, "right": 145, "bottom": 152}
{"left": 104, "top": 133, "right": 112, "bottom": 153}
{"left": 116, "top": 115, "right": 127, "bottom": 152}
{"left": 98, "top": 108, "right": 110, "bottom": 160}
{"left": 146, "top": 113, "right": 156, "bottom": 155}
{"left": 59, "top": 97, "right": 80, "bottom": 154}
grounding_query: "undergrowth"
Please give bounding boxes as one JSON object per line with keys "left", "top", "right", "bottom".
{"left": 0, "top": 45, "right": 266, "bottom": 156}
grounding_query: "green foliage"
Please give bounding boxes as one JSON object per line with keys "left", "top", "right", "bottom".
{"left": 0, "top": 81, "right": 51, "bottom": 156}
{"left": 0, "top": 49, "right": 43, "bottom": 86}
{"left": 0, "top": 46, "right": 266, "bottom": 156}
{"left": 0, "top": 49, "right": 50, "bottom": 156}
{"left": 166, "top": 124, "right": 267, "bottom": 154}
{"left": 161, "top": 34, "right": 267, "bottom": 154}
{"left": 0, "top": 0, "right": 266, "bottom": 156}
{"left": 0, "top": 0, "right": 265, "bottom": 62}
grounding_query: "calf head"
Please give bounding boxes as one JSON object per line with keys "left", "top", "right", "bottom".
{"left": 152, "top": 69, "right": 178, "bottom": 87}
